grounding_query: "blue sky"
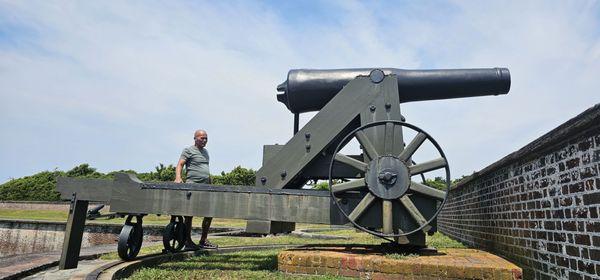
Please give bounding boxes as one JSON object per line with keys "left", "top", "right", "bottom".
{"left": 1, "top": 1, "right": 599, "bottom": 183}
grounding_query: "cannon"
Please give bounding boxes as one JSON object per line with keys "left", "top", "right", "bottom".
{"left": 56, "top": 67, "right": 510, "bottom": 269}
{"left": 277, "top": 68, "right": 510, "bottom": 114}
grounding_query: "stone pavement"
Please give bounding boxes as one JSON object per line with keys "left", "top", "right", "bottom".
{"left": 22, "top": 259, "right": 111, "bottom": 280}
{"left": 279, "top": 246, "right": 523, "bottom": 279}
{"left": 1, "top": 244, "right": 104, "bottom": 279}
{"left": 0, "top": 240, "right": 163, "bottom": 280}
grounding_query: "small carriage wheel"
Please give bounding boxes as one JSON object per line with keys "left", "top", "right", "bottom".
{"left": 118, "top": 215, "right": 144, "bottom": 260}
{"left": 162, "top": 215, "right": 186, "bottom": 252}
{"left": 329, "top": 120, "right": 451, "bottom": 238}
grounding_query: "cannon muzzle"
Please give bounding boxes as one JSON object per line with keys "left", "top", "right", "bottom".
{"left": 276, "top": 68, "right": 511, "bottom": 114}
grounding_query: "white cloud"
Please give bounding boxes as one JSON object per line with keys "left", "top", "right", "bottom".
{"left": 1, "top": 1, "right": 599, "bottom": 182}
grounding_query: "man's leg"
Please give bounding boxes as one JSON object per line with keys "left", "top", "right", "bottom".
{"left": 199, "top": 217, "right": 217, "bottom": 248}
{"left": 184, "top": 216, "right": 199, "bottom": 249}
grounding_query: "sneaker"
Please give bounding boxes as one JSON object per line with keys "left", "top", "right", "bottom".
{"left": 184, "top": 241, "right": 201, "bottom": 250}
{"left": 199, "top": 240, "right": 218, "bottom": 249}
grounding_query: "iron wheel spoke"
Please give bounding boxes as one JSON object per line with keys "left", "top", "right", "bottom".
{"left": 331, "top": 179, "right": 366, "bottom": 194}
{"left": 348, "top": 193, "right": 376, "bottom": 222}
{"left": 409, "top": 157, "right": 447, "bottom": 175}
{"left": 398, "top": 132, "right": 427, "bottom": 161}
{"left": 409, "top": 181, "right": 446, "bottom": 201}
{"left": 355, "top": 131, "right": 379, "bottom": 160}
{"left": 334, "top": 153, "right": 368, "bottom": 172}
{"left": 399, "top": 196, "right": 431, "bottom": 232}
{"left": 382, "top": 200, "right": 393, "bottom": 234}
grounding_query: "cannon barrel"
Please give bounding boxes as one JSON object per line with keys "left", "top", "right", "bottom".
{"left": 276, "top": 68, "right": 511, "bottom": 114}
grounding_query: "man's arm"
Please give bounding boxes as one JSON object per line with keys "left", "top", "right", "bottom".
{"left": 175, "top": 158, "right": 186, "bottom": 183}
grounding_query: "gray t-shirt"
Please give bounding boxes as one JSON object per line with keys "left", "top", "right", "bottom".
{"left": 180, "top": 145, "right": 210, "bottom": 183}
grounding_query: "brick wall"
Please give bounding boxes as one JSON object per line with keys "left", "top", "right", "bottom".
{"left": 0, "top": 219, "right": 161, "bottom": 257}
{"left": 438, "top": 104, "right": 600, "bottom": 280}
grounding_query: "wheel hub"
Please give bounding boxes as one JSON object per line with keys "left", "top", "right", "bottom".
{"left": 378, "top": 171, "right": 397, "bottom": 185}
{"left": 366, "top": 155, "right": 410, "bottom": 200}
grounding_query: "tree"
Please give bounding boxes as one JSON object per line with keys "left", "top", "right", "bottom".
{"left": 423, "top": 176, "right": 448, "bottom": 191}
{"left": 312, "top": 181, "right": 330, "bottom": 190}
{"left": 142, "top": 163, "right": 177, "bottom": 182}
{"left": 211, "top": 166, "right": 255, "bottom": 186}
{"left": 65, "top": 164, "right": 106, "bottom": 178}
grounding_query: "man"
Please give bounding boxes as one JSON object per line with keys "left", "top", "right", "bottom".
{"left": 175, "top": 129, "right": 217, "bottom": 249}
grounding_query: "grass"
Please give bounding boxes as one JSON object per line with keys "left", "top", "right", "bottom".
{"left": 128, "top": 249, "right": 353, "bottom": 280}
{"left": 426, "top": 231, "right": 466, "bottom": 249}
{"left": 124, "top": 231, "right": 466, "bottom": 279}
{"left": 100, "top": 228, "right": 380, "bottom": 260}
{"left": 100, "top": 230, "right": 463, "bottom": 261}
{"left": 385, "top": 253, "right": 418, "bottom": 260}
{"left": 0, "top": 209, "right": 69, "bottom": 221}
{"left": 0, "top": 209, "right": 256, "bottom": 227}
{"left": 0, "top": 209, "right": 333, "bottom": 229}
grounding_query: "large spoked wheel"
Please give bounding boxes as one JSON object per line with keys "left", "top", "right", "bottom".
{"left": 163, "top": 215, "right": 186, "bottom": 253}
{"left": 329, "top": 120, "right": 450, "bottom": 239}
{"left": 118, "top": 215, "right": 144, "bottom": 260}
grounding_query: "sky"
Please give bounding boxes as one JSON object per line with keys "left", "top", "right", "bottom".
{"left": 1, "top": 1, "right": 599, "bottom": 183}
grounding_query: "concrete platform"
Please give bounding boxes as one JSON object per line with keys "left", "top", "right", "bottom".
{"left": 278, "top": 245, "right": 522, "bottom": 279}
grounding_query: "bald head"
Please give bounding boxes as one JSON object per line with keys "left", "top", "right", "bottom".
{"left": 194, "top": 129, "right": 208, "bottom": 149}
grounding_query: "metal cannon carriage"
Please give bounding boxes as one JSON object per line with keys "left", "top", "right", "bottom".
{"left": 56, "top": 67, "right": 510, "bottom": 269}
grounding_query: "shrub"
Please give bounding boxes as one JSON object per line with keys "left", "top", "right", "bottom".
{"left": 211, "top": 166, "right": 255, "bottom": 186}
{"left": 0, "top": 170, "right": 64, "bottom": 201}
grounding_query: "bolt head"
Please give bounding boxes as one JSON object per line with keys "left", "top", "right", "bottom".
{"left": 369, "top": 69, "right": 385, "bottom": 83}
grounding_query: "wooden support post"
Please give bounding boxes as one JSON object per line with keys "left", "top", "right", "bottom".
{"left": 59, "top": 193, "right": 89, "bottom": 270}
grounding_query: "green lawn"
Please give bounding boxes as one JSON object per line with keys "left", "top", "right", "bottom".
{"left": 0, "top": 209, "right": 253, "bottom": 227}
{"left": 0, "top": 209, "right": 70, "bottom": 221}
{"left": 124, "top": 231, "right": 465, "bottom": 279}
{"left": 0, "top": 209, "right": 332, "bottom": 229}
{"left": 0, "top": 209, "right": 173, "bottom": 224}
{"left": 100, "top": 228, "right": 383, "bottom": 260}
{"left": 101, "top": 230, "right": 464, "bottom": 260}
{"left": 129, "top": 249, "right": 353, "bottom": 280}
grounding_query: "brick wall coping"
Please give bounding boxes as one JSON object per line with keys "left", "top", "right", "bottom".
{"left": 279, "top": 247, "right": 522, "bottom": 279}
{"left": 454, "top": 103, "right": 600, "bottom": 190}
